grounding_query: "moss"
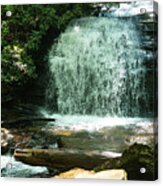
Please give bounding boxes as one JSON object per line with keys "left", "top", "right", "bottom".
{"left": 94, "top": 143, "right": 158, "bottom": 181}
{"left": 94, "top": 158, "right": 121, "bottom": 172}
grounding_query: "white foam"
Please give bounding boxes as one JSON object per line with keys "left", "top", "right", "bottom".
{"left": 1, "top": 155, "right": 48, "bottom": 177}
{"left": 109, "top": 1, "right": 153, "bottom": 17}
{"left": 40, "top": 109, "right": 154, "bottom": 132}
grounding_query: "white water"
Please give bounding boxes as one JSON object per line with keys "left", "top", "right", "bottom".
{"left": 47, "top": 17, "right": 151, "bottom": 117}
{"left": 41, "top": 109, "right": 153, "bottom": 132}
{"left": 1, "top": 1, "right": 157, "bottom": 178}
{"left": 1, "top": 155, "right": 48, "bottom": 177}
{"left": 103, "top": 0, "right": 154, "bottom": 17}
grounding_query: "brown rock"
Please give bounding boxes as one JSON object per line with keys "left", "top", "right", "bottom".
{"left": 14, "top": 148, "right": 121, "bottom": 171}
{"left": 51, "top": 130, "right": 75, "bottom": 137}
{"left": 54, "top": 168, "right": 94, "bottom": 178}
{"left": 1, "top": 128, "right": 13, "bottom": 154}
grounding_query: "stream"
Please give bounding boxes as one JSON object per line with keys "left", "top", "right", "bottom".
{"left": 1, "top": 1, "right": 157, "bottom": 178}
{"left": 1, "top": 155, "right": 49, "bottom": 178}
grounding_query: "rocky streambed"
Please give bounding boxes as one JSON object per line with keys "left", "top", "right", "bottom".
{"left": 1, "top": 108, "right": 157, "bottom": 180}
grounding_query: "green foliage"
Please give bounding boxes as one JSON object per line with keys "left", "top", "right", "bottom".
{"left": 2, "top": 44, "right": 35, "bottom": 83}
{"left": 1, "top": 4, "right": 93, "bottom": 85}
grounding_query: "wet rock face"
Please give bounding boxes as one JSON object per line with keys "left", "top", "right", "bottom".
{"left": 1, "top": 128, "right": 14, "bottom": 154}
{"left": 1, "top": 127, "right": 60, "bottom": 155}
{"left": 26, "top": 130, "right": 59, "bottom": 149}
{"left": 54, "top": 168, "right": 127, "bottom": 180}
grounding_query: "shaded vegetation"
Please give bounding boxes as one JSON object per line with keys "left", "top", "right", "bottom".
{"left": 1, "top": 4, "right": 93, "bottom": 84}
{"left": 1, "top": 4, "right": 93, "bottom": 103}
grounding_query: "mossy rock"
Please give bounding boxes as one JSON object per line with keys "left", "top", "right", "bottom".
{"left": 94, "top": 143, "right": 158, "bottom": 181}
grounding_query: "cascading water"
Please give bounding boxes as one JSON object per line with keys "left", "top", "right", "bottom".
{"left": 1, "top": 2, "right": 157, "bottom": 178}
{"left": 46, "top": 17, "right": 151, "bottom": 117}
{"left": 1, "top": 155, "right": 49, "bottom": 177}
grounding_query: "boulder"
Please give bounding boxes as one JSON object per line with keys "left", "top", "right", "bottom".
{"left": 26, "top": 130, "right": 59, "bottom": 149}
{"left": 54, "top": 168, "right": 93, "bottom": 178}
{"left": 1, "top": 128, "right": 14, "bottom": 154}
{"left": 54, "top": 168, "right": 127, "bottom": 180}
{"left": 94, "top": 143, "right": 158, "bottom": 181}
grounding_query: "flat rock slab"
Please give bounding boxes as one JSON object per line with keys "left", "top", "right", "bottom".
{"left": 54, "top": 168, "right": 127, "bottom": 180}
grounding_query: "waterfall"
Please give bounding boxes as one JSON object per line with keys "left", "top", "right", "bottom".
{"left": 46, "top": 17, "right": 153, "bottom": 117}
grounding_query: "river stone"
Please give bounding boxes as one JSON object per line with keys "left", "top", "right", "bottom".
{"left": 1, "top": 128, "right": 14, "bottom": 154}
{"left": 54, "top": 168, "right": 127, "bottom": 180}
{"left": 126, "top": 123, "right": 156, "bottom": 146}
{"left": 51, "top": 129, "right": 76, "bottom": 136}
{"left": 94, "top": 143, "right": 158, "bottom": 181}
{"left": 49, "top": 126, "right": 136, "bottom": 152}
{"left": 24, "top": 130, "right": 59, "bottom": 149}
{"left": 48, "top": 124, "right": 154, "bottom": 152}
